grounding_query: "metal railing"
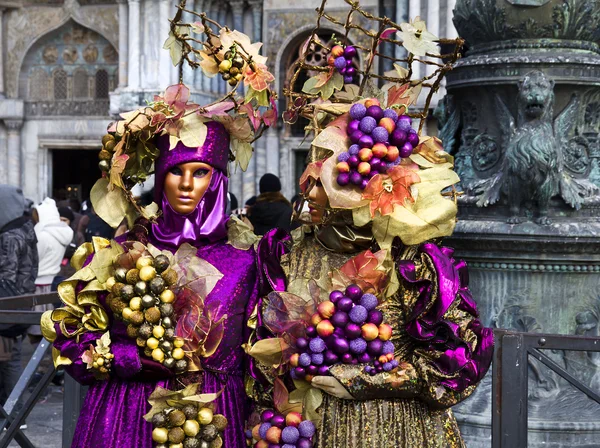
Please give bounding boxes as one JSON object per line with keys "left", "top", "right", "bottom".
{"left": 491, "top": 329, "right": 600, "bottom": 448}
{"left": 0, "top": 293, "right": 86, "bottom": 448}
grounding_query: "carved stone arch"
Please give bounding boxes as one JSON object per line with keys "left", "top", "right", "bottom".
{"left": 9, "top": 6, "right": 118, "bottom": 98}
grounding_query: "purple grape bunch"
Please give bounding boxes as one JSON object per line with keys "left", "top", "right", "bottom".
{"left": 330, "top": 44, "right": 357, "bottom": 84}
{"left": 336, "top": 99, "right": 420, "bottom": 190}
{"left": 247, "top": 409, "right": 316, "bottom": 448}
{"left": 290, "top": 284, "right": 399, "bottom": 379}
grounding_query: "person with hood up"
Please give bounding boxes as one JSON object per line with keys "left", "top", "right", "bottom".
{"left": 0, "top": 185, "right": 38, "bottom": 408}
{"left": 247, "top": 173, "right": 293, "bottom": 235}
{"left": 28, "top": 198, "right": 73, "bottom": 339}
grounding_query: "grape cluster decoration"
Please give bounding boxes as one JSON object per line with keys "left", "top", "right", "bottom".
{"left": 336, "top": 98, "right": 420, "bottom": 189}
{"left": 247, "top": 409, "right": 316, "bottom": 448}
{"left": 217, "top": 46, "right": 245, "bottom": 87}
{"left": 329, "top": 44, "right": 357, "bottom": 85}
{"left": 107, "top": 253, "right": 189, "bottom": 373}
{"left": 151, "top": 402, "right": 227, "bottom": 448}
{"left": 290, "top": 284, "right": 399, "bottom": 380}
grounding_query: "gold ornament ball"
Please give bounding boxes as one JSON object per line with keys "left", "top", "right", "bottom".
{"left": 160, "top": 289, "right": 175, "bottom": 304}
{"left": 152, "top": 348, "right": 165, "bottom": 362}
{"left": 219, "top": 60, "right": 232, "bottom": 72}
{"left": 173, "top": 338, "right": 185, "bottom": 348}
{"left": 129, "top": 297, "right": 142, "bottom": 311}
{"left": 168, "top": 426, "right": 185, "bottom": 443}
{"left": 98, "top": 160, "right": 110, "bottom": 172}
{"left": 104, "top": 139, "right": 116, "bottom": 152}
{"left": 197, "top": 407, "right": 213, "bottom": 425}
{"left": 152, "top": 427, "right": 169, "bottom": 444}
{"left": 105, "top": 277, "right": 116, "bottom": 290}
{"left": 139, "top": 266, "right": 157, "bottom": 282}
{"left": 147, "top": 337, "right": 159, "bottom": 350}
{"left": 136, "top": 257, "right": 154, "bottom": 270}
{"left": 183, "top": 419, "right": 200, "bottom": 437}
{"left": 102, "top": 134, "right": 115, "bottom": 146}
{"left": 121, "top": 307, "right": 133, "bottom": 320}
{"left": 169, "top": 444, "right": 183, "bottom": 448}
{"left": 172, "top": 347, "right": 185, "bottom": 360}
{"left": 153, "top": 325, "right": 165, "bottom": 339}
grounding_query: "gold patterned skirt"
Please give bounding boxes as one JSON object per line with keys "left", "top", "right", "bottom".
{"left": 315, "top": 395, "right": 465, "bottom": 448}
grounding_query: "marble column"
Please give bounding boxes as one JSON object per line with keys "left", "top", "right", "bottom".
{"left": 193, "top": 0, "right": 206, "bottom": 92}
{"left": 158, "top": 0, "right": 172, "bottom": 87}
{"left": 426, "top": 0, "right": 439, "bottom": 78}
{"left": 128, "top": 0, "right": 141, "bottom": 90}
{"left": 182, "top": 0, "right": 195, "bottom": 87}
{"left": 0, "top": 8, "right": 5, "bottom": 98}
{"left": 408, "top": 0, "right": 421, "bottom": 79}
{"left": 249, "top": 0, "right": 266, "bottom": 186}
{"left": 445, "top": 0, "right": 457, "bottom": 39}
{"left": 395, "top": 0, "right": 409, "bottom": 60}
{"left": 5, "top": 120, "right": 22, "bottom": 187}
{"left": 0, "top": 123, "right": 7, "bottom": 184}
{"left": 229, "top": 0, "right": 245, "bottom": 203}
{"left": 117, "top": 0, "right": 129, "bottom": 88}
{"left": 380, "top": 0, "right": 396, "bottom": 73}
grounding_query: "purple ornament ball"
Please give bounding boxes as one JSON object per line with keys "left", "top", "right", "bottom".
{"left": 318, "top": 365, "right": 330, "bottom": 375}
{"left": 367, "top": 309, "right": 384, "bottom": 326}
{"left": 334, "top": 56, "right": 347, "bottom": 71}
{"left": 351, "top": 358, "right": 359, "bottom": 365}
{"left": 283, "top": 445, "right": 295, "bottom": 448}
{"left": 306, "top": 326, "right": 317, "bottom": 338}
{"left": 345, "top": 284, "right": 362, "bottom": 301}
{"left": 324, "top": 350, "right": 339, "bottom": 365}
{"left": 371, "top": 126, "right": 389, "bottom": 143}
{"left": 306, "top": 365, "right": 318, "bottom": 375}
{"left": 246, "top": 429, "right": 253, "bottom": 439}
{"left": 259, "top": 422, "right": 272, "bottom": 439}
{"left": 358, "top": 134, "right": 373, "bottom": 149}
{"left": 298, "top": 420, "right": 316, "bottom": 438}
{"left": 383, "top": 362, "right": 393, "bottom": 372}
{"left": 366, "top": 105, "right": 384, "bottom": 121}
{"left": 400, "top": 142, "right": 413, "bottom": 158}
{"left": 370, "top": 157, "right": 382, "bottom": 172}
{"left": 391, "top": 359, "right": 399, "bottom": 368}
{"left": 349, "top": 305, "right": 368, "bottom": 324}
{"left": 360, "top": 178, "right": 369, "bottom": 190}
{"left": 342, "top": 353, "right": 354, "bottom": 364}
{"left": 345, "top": 323, "right": 362, "bottom": 339}
{"left": 261, "top": 409, "right": 275, "bottom": 423}
{"left": 383, "top": 108, "right": 398, "bottom": 120}
{"left": 359, "top": 116, "right": 377, "bottom": 134}
{"left": 367, "top": 339, "right": 383, "bottom": 355}
{"left": 346, "top": 58, "right": 353, "bottom": 67}
{"left": 332, "top": 337, "right": 350, "bottom": 354}
{"left": 337, "top": 297, "right": 354, "bottom": 312}
{"left": 297, "top": 438, "right": 314, "bottom": 448}
{"left": 344, "top": 75, "right": 354, "bottom": 84}
{"left": 347, "top": 120, "right": 360, "bottom": 134}
{"left": 346, "top": 67, "right": 356, "bottom": 77}
{"left": 359, "top": 293, "right": 378, "bottom": 311}
{"left": 296, "top": 337, "right": 308, "bottom": 351}
{"left": 311, "top": 353, "right": 324, "bottom": 365}
{"left": 348, "top": 144, "right": 360, "bottom": 156}
{"left": 336, "top": 173, "right": 350, "bottom": 187}
{"left": 358, "top": 352, "right": 373, "bottom": 363}
{"left": 299, "top": 353, "right": 312, "bottom": 367}
{"left": 281, "top": 427, "right": 300, "bottom": 444}
{"left": 347, "top": 155, "right": 359, "bottom": 168}
{"left": 396, "top": 115, "right": 412, "bottom": 132}
{"left": 349, "top": 338, "right": 368, "bottom": 354}
{"left": 349, "top": 103, "right": 367, "bottom": 121}
{"left": 337, "top": 152, "right": 350, "bottom": 163}
{"left": 350, "top": 171, "right": 363, "bottom": 186}
{"left": 330, "top": 290, "right": 344, "bottom": 302}
{"left": 339, "top": 67, "right": 347, "bottom": 75}
{"left": 294, "top": 366, "right": 306, "bottom": 378}
{"left": 331, "top": 311, "right": 349, "bottom": 328}
{"left": 271, "top": 414, "right": 286, "bottom": 429}
{"left": 390, "top": 129, "right": 407, "bottom": 147}
{"left": 309, "top": 337, "right": 326, "bottom": 354}
{"left": 350, "top": 130, "right": 364, "bottom": 144}
{"left": 344, "top": 46, "right": 357, "bottom": 59}
{"left": 333, "top": 327, "right": 345, "bottom": 338}
{"left": 407, "top": 130, "right": 420, "bottom": 146}
{"left": 382, "top": 340, "right": 395, "bottom": 355}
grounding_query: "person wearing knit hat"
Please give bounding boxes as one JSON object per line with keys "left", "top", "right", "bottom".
{"left": 248, "top": 173, "right": 293, "bottom": 235}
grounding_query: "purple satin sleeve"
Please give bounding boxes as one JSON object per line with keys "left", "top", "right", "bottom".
{"left": 397, "top": 242, "right": 494, "bottom": 394}
{"left": 257, "top": 228, "right": 292, "bottom": 295}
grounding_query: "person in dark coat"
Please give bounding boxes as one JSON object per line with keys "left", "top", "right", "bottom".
{"left": 248, "top": 173, "right": 293, "bottom": 235}
{"left": 0, "top": 185, "right": 38, "bottom": 409}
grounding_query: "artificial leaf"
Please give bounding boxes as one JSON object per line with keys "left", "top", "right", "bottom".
{"left": 227, "top": 215, "right": 259, "bottom": 250}
{"left": 109, "top": 154, "right": 129, "bottom": 190}
{"left": 386, "top": 82, "right": 422, "bottom": 109}
{"left": 219, "top": 29, "right": 267, "bottom": 66}
{"left": 232, "top": 139, "right": 253, "bottom": 171}
{"left": 361, "top": 166, "right": 420, "bottom": 218}
{"left": 179, "top": 114, "right": 208, "bottom": 148}
{"left": 91, "top": 178, "right": 132, "bottom": 228}
{"left": 141, "top": 202, "right": 159, "bottom": 220}
{"left": 398, "top": 17, "right": 440, "bottom": 56}
{"left": 413, "top": 136, "right": 453, "bottom": 164}
{"left": 89, "top": 240, "right": 124, "bottom": 284}
{"left": 331, "top": 249, "right": 390, "bottom": 295}
{"left": 303, "top": 387, "right": 323, "bottom": 426}
{"left": 244, "top": 63, "right": 275, "bottom": 92}
{"left": 244, "top": 338, "right": 288, "bottom": 368}
{"left": 190, "top": 21, "right": 204, "bottom": 34}
{"left": 274, "top": 378, "right": 302, "bottom": 415}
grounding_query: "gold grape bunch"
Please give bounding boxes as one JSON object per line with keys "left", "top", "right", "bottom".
{"left": 106, "top": 254, "right": 189, "bottom": 373}
{"left": 217, "top": 45, "right": 245, "bottom": 87}
{"left": 98, "top": 133, "right": 117, "bottom": 173}
{"left": 151, "top": 402, "right": 227, "bottom": 448}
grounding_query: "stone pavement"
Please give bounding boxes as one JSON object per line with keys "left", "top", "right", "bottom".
{"left": 6, "top": 338, "right": 63, "bottom": 448}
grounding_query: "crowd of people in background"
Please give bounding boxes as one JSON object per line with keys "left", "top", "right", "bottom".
{"left": 0, "top": 172, "right": 297, "bottom": 415}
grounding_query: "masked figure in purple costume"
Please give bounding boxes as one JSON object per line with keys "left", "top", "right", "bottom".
{"left": 44, "top": 121, "right": 258, "bottom": 448}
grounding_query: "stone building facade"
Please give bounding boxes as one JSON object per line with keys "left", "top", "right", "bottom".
{"left": 0, "top": 0, "right": 457, "bottom": 204}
